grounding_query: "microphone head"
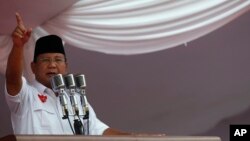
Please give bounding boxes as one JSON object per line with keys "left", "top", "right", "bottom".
{"left": 64, "top": 74, "right": 76, "bottom": 89}
{"left": 51, "top": 74, "right": 65, "bottom": 92}
{"left": 75, "top": 74, "right": 86, "bottom": 89}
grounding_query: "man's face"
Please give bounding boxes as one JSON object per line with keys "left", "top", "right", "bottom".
{"left": 31, "top": 53, "right": 67, "bottom": 88}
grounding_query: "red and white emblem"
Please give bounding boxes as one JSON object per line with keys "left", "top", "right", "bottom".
{"left": 38, "top": 94, "right": 47, "bottom": 103}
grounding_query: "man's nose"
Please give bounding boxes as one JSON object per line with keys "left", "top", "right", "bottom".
{"left": 48, "top": 60, "right": 57, "bottom": 67}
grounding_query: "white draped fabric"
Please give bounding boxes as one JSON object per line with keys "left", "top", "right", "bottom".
{"left": 43, "top": 0, "right": 250, "bottom": 55}
{"left": 0, "top": 0, "right": 249, "bottom": 75}
{"left": 0, "top": 0, "right": 250, "bottom": 135}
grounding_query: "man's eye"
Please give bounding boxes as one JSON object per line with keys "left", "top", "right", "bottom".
{"left": 42, "top": 58, "right": 50, "bottom": 62}
{"left": 55, "top": 58, "right": 64, "bottom": 62}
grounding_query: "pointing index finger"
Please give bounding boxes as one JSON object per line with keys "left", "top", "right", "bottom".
{"left": 15, "top": 12, "right": 24, "bottom": 26}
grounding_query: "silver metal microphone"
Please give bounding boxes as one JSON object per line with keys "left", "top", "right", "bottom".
{"left": 51, "top": 74, "right": 69, "bottom": 119}
{"left": 75, "top": 74, "right": 89, "bottom": 119}
{"left": 64, "top": 74, "right": 79, "bottom": 116}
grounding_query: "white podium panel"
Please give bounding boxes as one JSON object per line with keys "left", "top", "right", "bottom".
{"left": 15, "top": 135, "right": 221, "bottom": 141}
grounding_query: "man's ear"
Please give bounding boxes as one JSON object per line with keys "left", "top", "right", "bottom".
{"left": 31, "top": 62, "right": 36, "bottom": 74}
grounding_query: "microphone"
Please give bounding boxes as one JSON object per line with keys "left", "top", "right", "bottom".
{"left": 51, "top": 74, "right": 69, "bottom": 119}
{"left": 64, "top": 74, "right": 79, "bottom": 116}
{"left": 75, "top": 74, "right": 89, "bottom": 119}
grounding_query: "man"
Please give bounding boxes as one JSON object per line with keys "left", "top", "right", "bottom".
{"left": 5, "top": 13, "right": 128, "bottom": 135}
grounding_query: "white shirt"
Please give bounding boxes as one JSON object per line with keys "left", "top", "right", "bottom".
{"left": 5, "top": 76, "right": 109, "bottom": 135}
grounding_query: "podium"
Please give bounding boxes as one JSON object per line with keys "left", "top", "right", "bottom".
{"left": 1, "top": 135, "right": 221, "bottom": 141}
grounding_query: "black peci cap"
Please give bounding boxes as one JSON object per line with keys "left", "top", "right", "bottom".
{"left": 33, "top": 35, "right": 66, "bottom": 62}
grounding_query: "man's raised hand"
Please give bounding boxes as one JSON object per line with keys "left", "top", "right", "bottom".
{"left": 12, "top": 12, "right": 32, "bottom": 47}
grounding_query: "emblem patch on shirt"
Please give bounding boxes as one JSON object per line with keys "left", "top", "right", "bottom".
{"left": 38, "top": 94, "right": 47, "bottom": 103}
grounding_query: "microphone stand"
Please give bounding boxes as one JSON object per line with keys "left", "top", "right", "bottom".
{"left": 64, "top": 74, "right": 85, "bottom": 135}
{"left": 75, "top": 74, "right": 90, "bottom": 135}
{"left": 69, "top": 88, "right": 84, "bottom": 135}
{"left": 51, "top": 74, "right": 74, "bottom": 134}
{"left": 69, "top": 89, "right": 84, "bottom": 135}
{"left": 58, "top": 89, "right": 69, "bottom": 119}
{"left": 79, "top": 88, "right": 89, "bottom": 119}
{"left": 81, "top": 88, "right": 90, "bottom": 135}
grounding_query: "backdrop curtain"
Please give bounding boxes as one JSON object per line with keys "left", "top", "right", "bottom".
{"left": 0, "top": 0, "right": 249, "bottom": 134}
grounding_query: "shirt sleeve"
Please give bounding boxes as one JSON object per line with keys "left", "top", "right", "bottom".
{"left": 87, "top": 104, "right": 109, "bottom": 135}
{"left": 5, "top": 76, "right": 30, "bottom": 115}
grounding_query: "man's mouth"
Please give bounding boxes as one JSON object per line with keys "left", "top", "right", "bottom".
{"left": 46, "top": 72, "right": 57, "bottom": 77}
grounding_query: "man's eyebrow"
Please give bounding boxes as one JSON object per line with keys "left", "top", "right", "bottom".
{"left": 54, "top": 56, "right": 64, "bottom": 58}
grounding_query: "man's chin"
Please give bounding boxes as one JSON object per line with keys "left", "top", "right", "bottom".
{"left": 47, "top": 73, "right": 57, "bottom": 78}
{"left": 45, "top": 75, "right": 54, "bottom": 83}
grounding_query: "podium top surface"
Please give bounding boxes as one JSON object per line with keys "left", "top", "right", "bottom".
{"left": 14, "top": 135, "right": 221, "bottom": 141}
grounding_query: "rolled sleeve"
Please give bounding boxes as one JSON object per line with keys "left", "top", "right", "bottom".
{"left": 5, "top": 77, "right": 28, "bottom": 114}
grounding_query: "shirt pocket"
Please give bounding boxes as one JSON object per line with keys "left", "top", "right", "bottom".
{"left": 33, "top": 102, "right": 57, "bottom": 129}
